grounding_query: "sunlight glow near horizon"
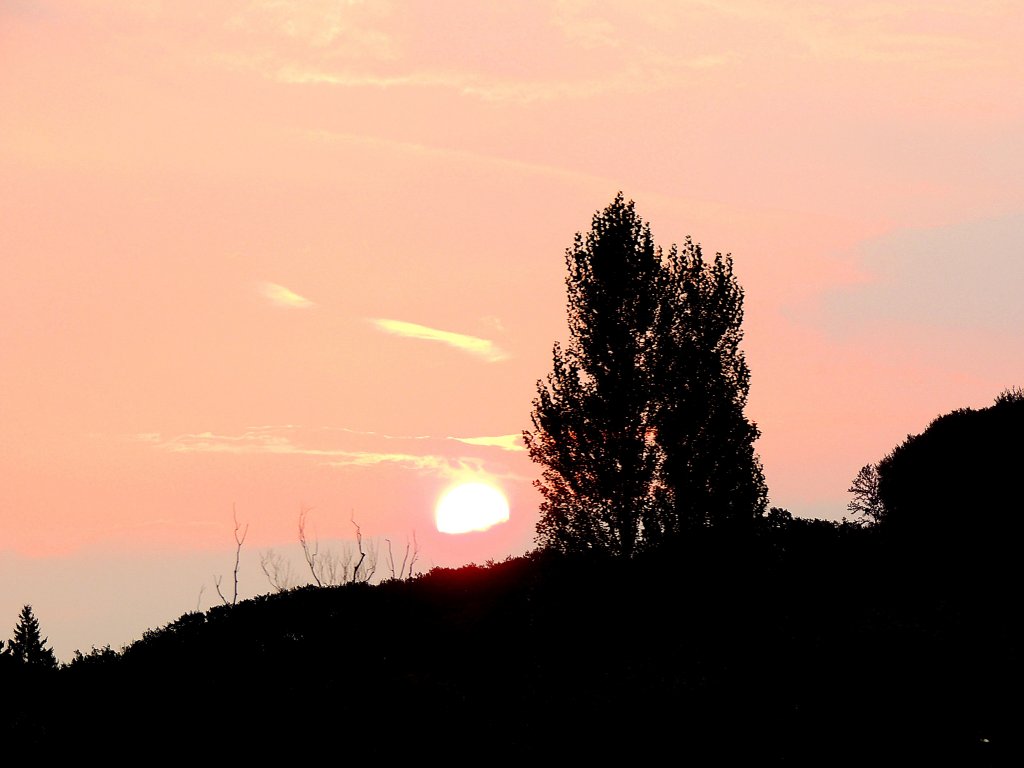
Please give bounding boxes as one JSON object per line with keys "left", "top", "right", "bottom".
{"left": 435, "top": 482, "right": 511, "bottom": 534}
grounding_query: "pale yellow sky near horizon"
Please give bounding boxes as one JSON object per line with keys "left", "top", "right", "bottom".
{"left": 2, "top": 0, "right": 1023, "bottom": 658}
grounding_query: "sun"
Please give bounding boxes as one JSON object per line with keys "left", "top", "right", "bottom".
{"left": 435, "top": 482, "right": 510, "bottom": 534}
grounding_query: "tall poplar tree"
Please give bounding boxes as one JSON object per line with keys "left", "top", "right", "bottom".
{"left": 651, "top": 239, "right": 767, "bottom": 537}
{"left": 525, "top": 194, "right": 766, "bottom": 555}
{"left": 525, "top": 194, "right": 663, "bottom": 557}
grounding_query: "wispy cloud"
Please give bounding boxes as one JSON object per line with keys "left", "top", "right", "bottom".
{"left": 273, "top": 61, "right": 730, "bottom": 103}
{"left": 158, "top": 431, "right": 296, "bottom": 454}
{"left": 275, "top": 67, "right": 461, "bottom": 90}
{"left": 450, "top": 434, "right": 526, "bottom": 452}
{"left": 228, "top": 0, "right": 394, "bottom": 54}
{"left": 370, "top": 318, "right": 509, "bottom": 362}
{"left": 259, "top": 282, "right": 315, "bottom": 309}
{"left": 305, "top": 128, "right": 615, "bottom": 188}
{"left": 320, "top": 452, "right": 485, "bottom": 476}
{"left": 148, "top": 429, "right": 488, "bottom": 479}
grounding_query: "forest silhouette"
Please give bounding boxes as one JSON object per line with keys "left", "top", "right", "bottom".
{"left": 1, "top": 197, "right": 1019, "bottom": 762}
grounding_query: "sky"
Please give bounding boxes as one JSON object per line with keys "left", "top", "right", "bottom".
{"left": 2, "top": 0, "right": 1022, "bottom": 659}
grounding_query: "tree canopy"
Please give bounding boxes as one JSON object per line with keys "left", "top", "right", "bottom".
{"left": 876, "top": 391, "right": 1024, "bottom": 555}
{"left": 524, "top": 194, "right": 766, "bottom": 556}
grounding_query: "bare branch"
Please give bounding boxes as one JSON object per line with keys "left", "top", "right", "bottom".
{"left": 214, "top": 575, "right": 228, "bottom": 606}
{"left": 352, "top": 515, "right": 367, "bottom": 583}
{"left": 407, "top": 531, "right": 420, "bottom": 579}
{"left": 385, "top": 538, "right": 396, "bottom": 580}
{"left": 320, "top": 548, "right": 340, "bottom": 586}
{"left": 298, "top": 506, "right": 323, "bottom": 587}
{"left": 386, "top": 533, "right": 416, "bottom": 580}
{"left": 231, "top": 504, "right": 248, "bottom": 606}
{"left": 339, "top": 543, "right": 354, "bottom": 583}
{"left": 260, "top": 549, "right": 296, "bottom": 593}
{"left": 215, "top": 506, "right": 249, "bottom": 606}
{"left": 363, "top": 535, "right": 379, "bottom": 582}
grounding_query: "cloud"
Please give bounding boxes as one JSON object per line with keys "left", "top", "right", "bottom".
{"left": 320, "top": 452, "right": 484, "bottom": 476}
{"left": 275, "top": 67, "right": 461, "bottom": 89}
{"left": 273, "top": 60, "right": 730, "bottom": 104}
{"left": 158, "top": 431, "right": 296, "bottom": 454}
{"left": 146, "top": 429, "right": 489, "bottom": 479}
{"left": 305, "top": 128, "right": 613, "bottom": 188}
{"left": 370, "top": 318, "right": 509, "bottom": 362}
{"left": 259, "top": 282, "right": 315, "bottom": 309}
{"left": 216, "top": 2, "right": 736, "bottom": 104}
{"left": 450, "top": 434, "right": 526, "bottom": 452}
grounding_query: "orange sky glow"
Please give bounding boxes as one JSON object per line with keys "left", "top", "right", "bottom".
{"left": 2, "top": 0, "right": 1023, "bottom": 658}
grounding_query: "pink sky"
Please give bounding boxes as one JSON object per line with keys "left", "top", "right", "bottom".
{"left": 2, "top": 1, "right": 1023, "bottom": 658}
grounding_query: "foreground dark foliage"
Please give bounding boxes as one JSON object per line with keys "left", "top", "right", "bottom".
{"left": 2, "top": 520, "right": 1017, "bottom": 763}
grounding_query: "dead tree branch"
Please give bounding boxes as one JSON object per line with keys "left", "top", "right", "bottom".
{"left": 401, "top": 532, "right": 413, "bottom": 581}
{"left": 353, "top": 517, "right": 379, "bottom": 583}
{"left": 260, "top": 548, "right": 296, "bottom": 593}
{"left": 214, "top": 575, "right": 227, "bottom": 606}
{"left": 387, "top": 533, "right": 418, "bottom": 580}
{"left": 352, "top": 518, "right": 366, "bottom": 582}
{"left": 214, "top": 505, "right": 248, "bottom": 606}
{"left": 386, "top": 538, "right": 398, "bottom": 580}
{"left": 298, "top": 506, "right": 323, "bottom": 587}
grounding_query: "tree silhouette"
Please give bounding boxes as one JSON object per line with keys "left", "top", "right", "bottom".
{"left": 847, "top": 463, "right": 884, "bottom": 525}
{"left": 8, "top": 605, "right": 58, "bottom": 669}
{"left": 525, "top": 194, "right": 765, "bottom": 555}
{"left": 876, "top": 392, "right": 1024, "bottom": 558}
{"left": 525, "top": 194, "right": 663, "bottom": 556}
{"left": 650, "top": 238, "right": 766, "bottom": 536}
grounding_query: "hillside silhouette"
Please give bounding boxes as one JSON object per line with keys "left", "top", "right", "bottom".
{"left": 3, "top": 512, "right": 1017, "bottom": 762}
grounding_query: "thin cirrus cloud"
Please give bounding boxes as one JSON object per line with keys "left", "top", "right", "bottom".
{"left": 320, "top": 453, "right": 485, "bottom": 477}
{"left": 259, "top": 281, "right": 316, "bottom": 309}
{"left": 230, "top": 4, "right": 736, "bottom": 104}
{"left": 144, "top": 426, "right": 526, "bottom": 453}
{"left": 145, "top": 429, "right": 493, "bottom": 479}
{"left": 305, "top": 128, "right": 614, "bottom": 189}
{"left": 450, "top": 434, "right": 526, "bottom": 452}
{"left": 272, "top": 64, "right": 726, "bottom": 103}
{"left": 370, "top": 318, "right": 509, "bottom": 362}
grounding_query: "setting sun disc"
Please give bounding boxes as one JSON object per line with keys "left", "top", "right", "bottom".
{"left": 435, "top": 482, "right": 510, "bottom": 534}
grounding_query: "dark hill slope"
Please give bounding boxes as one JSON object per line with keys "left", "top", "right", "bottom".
{"left": 6, "top": 526, "right": 1017, "bottom": 763}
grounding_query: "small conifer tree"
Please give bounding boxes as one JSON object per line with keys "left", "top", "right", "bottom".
{"left": 8, "top": 604, "right": 58, "bottom": 669}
